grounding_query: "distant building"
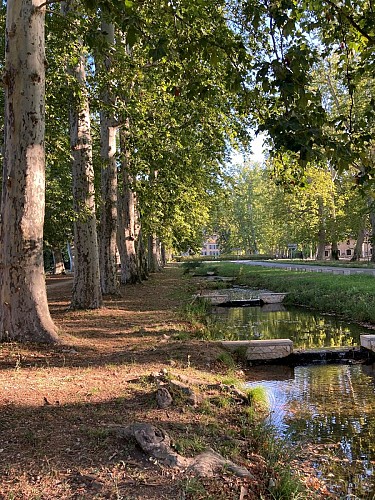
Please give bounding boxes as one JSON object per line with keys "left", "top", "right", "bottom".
{"left": 324, "top": 238, "right": 372, "bottom": 259}
{"left": 201, "top": 235, "right": 221, "bottom": 257}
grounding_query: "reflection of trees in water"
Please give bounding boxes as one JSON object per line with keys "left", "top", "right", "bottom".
{"left": 284, "top": 366, "right": 375, "bottom": 463}
{"left": 213, "top": 306, "right": 367, "bottom": 347}
{"left": 248, "top": 365, "right": 375, "bottom": 495}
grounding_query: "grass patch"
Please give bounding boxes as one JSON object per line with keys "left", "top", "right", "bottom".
{"left": 183, "top": 297, "right": 212, "bottom": 323}
{"left": 182, "top": 261, "right": 203, "bottom": 274}
{"left": 195, "top": 262, "right": 375, "bottom": 323}
{"left": 220, "top": 372, "right": 244, "bottom": 386}
{"left": 173, "top": 435, "right": 206, "bottom": 455}
{"left": 210, "top": 395, "right": 233, "bottom": 409}
{"left": 269, "top": 467, "right": 310, "bottom": 499}
{"left": 246, "top": 385, "right": 268, "bottom": 408}
{"left": 215, "top": 351, "right": 236, "bottom": 369}
{"left": 180, "top": 253, "right": 276, "bottom": 262}
{"left": 84, "top": 427, "right": 111, "bottom": 445}
{"left": 179, "top": 477, "right": 210, "bottom": 498}
{"left": 290, "top": 259, "right": 375, "bottom": 268}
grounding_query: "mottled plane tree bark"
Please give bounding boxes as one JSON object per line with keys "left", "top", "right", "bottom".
{"left": 0, "top": 0, "right": 59, "bottom": 342}
{"left": 99, "top": 20, "right": 119, "bottom": 295}
{"left": 64, "top": 3, "right": 102, "bottom": 309}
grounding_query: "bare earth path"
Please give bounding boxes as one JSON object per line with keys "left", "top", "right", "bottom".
{"left": 0, "top": 265, "right": 274, "bottom": 499}
{"left": 0, "top": 265, "right": 332, "bottom": 499}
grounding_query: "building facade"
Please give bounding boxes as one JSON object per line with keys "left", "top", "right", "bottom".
{"left": 201, "top": 235, "right": 221, "bottom": 257}
{"left": 324, "top": 238, "right": 373, "bottom": 259}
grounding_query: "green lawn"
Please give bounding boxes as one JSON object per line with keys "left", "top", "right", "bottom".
{"left": 194, "top": 262, "right": 375, "bottom": 324}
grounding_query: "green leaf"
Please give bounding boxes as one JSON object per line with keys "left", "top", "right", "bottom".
{"left": 126, "top": 25, "right": 138, "bottom": 47}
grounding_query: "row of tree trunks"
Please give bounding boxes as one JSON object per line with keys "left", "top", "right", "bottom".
{"left": 0, "top": 3, "right": 164, "bottom": 343}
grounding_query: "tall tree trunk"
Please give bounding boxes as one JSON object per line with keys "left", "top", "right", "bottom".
{"left": 147, "top": 235, "right": 162, "bottom": 273}
{"left": 161, "top": 243, "right": 167, "bottom": 267}
{"left": 316, "top": 230, "right": 326, "bottom": 260}
{"left": 137, "top": 229, "right": 149, "bottom": 280}
{"left": 52, "top": 247, "right": 66, "bottom": 274}
{"left": 99, "top": 21, "right": 119, "bottom": 295}
{"left": 351, "top": 226, "right": 366, "bottom": 261}
{"left": 370, "top": 211, "right": 375, "bottom": 263}
{"left": 145, "top": 168, "right": 161, "bottom": 273}
{"left": 66, "top": 8, "right": 102, "bottom": 309}
{"left": 367, "top": 198, "right": 375, "bottom": 263}
{"left": 118, "top": 128, "right": 141, "bottom": 284}
{"left": 331, "top": 241, "right": 339, "bottom": 260}
{"left": 330, "top": 189, "right": 339, "bottom": 260}
{"left": 247, "top": 204, "right": 258, "bottom": 254}
{"left": 155, "top": 237, "right": 163, "bottom": 269}
{"left": 0, "top": 0, "right": 59, "bottom": 343}
{"left": 316, "top": 199, "right": 326, "bottom": 260}
{"left": 67, "top": 241, "right": 74, "bottom": 273}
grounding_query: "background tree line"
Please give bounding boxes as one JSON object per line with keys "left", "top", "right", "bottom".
{"left": 211, "top": 160, "right": 368, "bottom": 259}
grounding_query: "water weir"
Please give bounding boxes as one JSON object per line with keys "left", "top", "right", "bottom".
{"left": 220, "top": 335, "right": 375, "bottom": 365}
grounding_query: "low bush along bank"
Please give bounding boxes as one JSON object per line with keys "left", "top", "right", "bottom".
{"left": 193, "top": 262, "right": 375, "bottom": 324}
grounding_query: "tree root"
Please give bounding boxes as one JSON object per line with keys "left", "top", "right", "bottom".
{"left": 112, "top": 422, "right": 253, "bottom": 478}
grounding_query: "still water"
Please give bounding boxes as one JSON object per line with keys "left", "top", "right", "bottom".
{"left": 211, "top": 304, "right": 373, "bottom": 348}
{"left": 248, "top": 365, "right": 375, "bottom": 498}
{"left": 247, "top": 363, "right": 375, "bottom": 496}
{"left": 209, "top": 300, "right": 375, "bottom": 494}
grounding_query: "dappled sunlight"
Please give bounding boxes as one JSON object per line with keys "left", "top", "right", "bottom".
{"left": 0, "top": 268, "right": 222, "bottom": 374}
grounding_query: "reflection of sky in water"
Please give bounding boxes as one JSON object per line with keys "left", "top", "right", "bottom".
{"left": 247, "top": 364, "right": 375, "bottom": 479}
{"left": 247, "top": 370, "right": 316, "bottom": 437}
{"left": 211, "top": 304, "right": 373, "bottom": 347}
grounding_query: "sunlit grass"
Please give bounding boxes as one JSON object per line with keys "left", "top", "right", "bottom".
{"left": 196, "top": 262, "right": 375, "bottom": 324}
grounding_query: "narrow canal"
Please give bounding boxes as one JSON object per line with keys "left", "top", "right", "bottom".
{"left": 210, "top": 301, "right": 373, "bottom": 347}
{"left": 209, "top": 300, "right": 375, "bottom": 496}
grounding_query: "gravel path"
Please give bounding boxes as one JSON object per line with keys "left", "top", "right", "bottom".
{"left": 231, "top": 260, "right": 375, "bottom": 276}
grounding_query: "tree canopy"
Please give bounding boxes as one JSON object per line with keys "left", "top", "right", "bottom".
{"left": 1, "top": 0, "right": 375, "bottom": 342}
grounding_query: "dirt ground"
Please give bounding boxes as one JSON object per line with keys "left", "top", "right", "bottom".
{"left": 0, "top": 265, "right": 326, "bottom": 499}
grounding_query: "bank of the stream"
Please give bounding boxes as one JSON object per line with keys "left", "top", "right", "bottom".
{"left": 0, "top": 264, "right": 320, "bottom": 500}
{"left": 191, "top": 261, "right": 375, "bottom": 324}
{"left": 185, "top": 262, "right": 375, "bottom": 497}
{"left": 247, "top": 363, "right": 375, "bottom": 499}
